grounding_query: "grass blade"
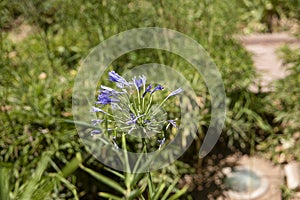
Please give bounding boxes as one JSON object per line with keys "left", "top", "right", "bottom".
{"left": 168, "top": 186, "right": 188, "bottom": 200}
{"left": 127, "top": 189, "right": 142, "bottom": 200}
{"left": 98, "top": 192, "right": 122, "bottom": 200}
{"left": 151, "top": 182, "right": 165, "bottom": 200}
{"left": 0, "top": 163, "right": 12, "bottom": 200}
{"left": 103, "top": 167, "right": 125, "bottom": 180}
{"left": 79, "top": 164, "right": 126, "bottom": 195}
{"left": 20, "top": 152, "right": 51, "bottom": 200}
{"left": 161, "top": 178, "right": 180, "bottom": 200}
{"left": 61, "top": 152, "right": 82, "bottom": 177}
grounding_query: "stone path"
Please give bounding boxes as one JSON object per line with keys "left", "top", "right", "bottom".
{"left": 237, "top": 33, "right": 300, "bottom": 92}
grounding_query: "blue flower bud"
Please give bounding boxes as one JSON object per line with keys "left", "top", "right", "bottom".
{"left": 151, "top": 85, "right": 164, "bottom": 94}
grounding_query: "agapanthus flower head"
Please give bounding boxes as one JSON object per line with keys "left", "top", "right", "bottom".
{"left": 90, "top": 71, "right": 183, "bottom": 149}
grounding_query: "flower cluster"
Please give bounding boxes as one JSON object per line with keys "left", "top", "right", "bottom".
{"left": 90, "top": 71, "right": 183, "bottom": 149}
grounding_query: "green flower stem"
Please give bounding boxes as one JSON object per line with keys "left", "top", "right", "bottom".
{"left": 151, "top": 96, "right": 170, "bottom": 116}
{"left": 144, "top": 94, "right": 153, "bottom": 115}
{"left": 157, "top": 96, "right": 169, "bottom": 110}
{"left": 101, "top": 110, "right": 124, "bottom": 120}
{"left": 123, "top": 93, "right": 138, "bottom": 116}
{"left": 131, "top": 95, "right": 138, "bottom": 115}
{"left": 136, "top": 87, "right": 142, "bottom": 111}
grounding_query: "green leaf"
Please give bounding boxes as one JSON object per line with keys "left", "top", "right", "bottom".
{"left": 30, "top": 178, "right": 55, "bottom": 200}
{"left": 127, "top": 189, "right": 142, "bottom": 200}
{"left": 104, "top": 167, "right": 125, "bottom": 180}
{"left": 61, "top": 119, "right": 102, "bottom": 130}
{"left": 79, "top": 164, "right": 126, "bottom": 195}
{"left": 168, "top": 186, "right": 188, "bottom": 200}
{"left": 60, "top": 152, "right": 82, "bottom": 177}
{"left": 147, "top": 172, "right": 154, "bottom": 198}
{"left": 0, "top": 163, "right": 12, "bottom": 200}
{"left": 52, "top": 173, "right": 79, "bottom": 200}
{"left": 161, "top": 178, "right": 180, "bottom": 200}
{"left": 98, "top": 192, "right": 122, "bottom": 200}
{"left": 151, "top": 181, "right": 166, "bottom": 200}
{"left": 19, "top": 152, "right": 51, "bottom": 200}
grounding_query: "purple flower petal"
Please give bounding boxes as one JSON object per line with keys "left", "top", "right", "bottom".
{"left": 167, "top": 88, "right": 183, "bottom": 98}
{"left": 91, "top": 106, "right": 105, "bottom": 113}
{"left": 144, "top": 119, "right": 151, "bottom": 124}
{"left": 140, "top": 75, "right": 147, "bottom": 86}
{"left": 151, "top": 85, "right": 164, "bottom": 94}
{"left": 158, "top": 138, "right": 166, "bottom": 150}
{"left": 90, "top": 129, "right": 102, "bottom": 135}
{"left": 126, "top": 114, "right": 145, "bottom": 125}
{"left": 91, "top": 119, "right": 103, "bottom": 125}
{"left": 142, "top": 84, "right": 152, "bottom": 98}
{"left": 100, "top": 85, "right": 115, "bottom": 92}
{"left": 133, "top": 75, "right": 146, "bottom": 91}
{"left": 166, "top": 120, "right": 178, "bottom": 129}
{"left": 108, "top": 71, "right": 130, "bottom": 88}
{"left": 97, "top": 93, "right": 119, "bottom": 105}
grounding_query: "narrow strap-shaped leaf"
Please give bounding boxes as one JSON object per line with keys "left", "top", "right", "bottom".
{"left": 103, "top": 167, "right": 125, "bottom": 180}
{"left": 168, "top": 186, "right": 188, "bottom": 200}
{"left": 127, "top": 189, "right": 142, "bottom": 200}
{"left": 0, "top": 163, "right": 12, "bottom": 200}
{"left": 61, "top": 119, "right": 102, "bottom": 130}
{"left": 20, "top": 152, "right": 51, "bottom": 200}
{"left": 147, "top": 172, "right": 154, "bottom": 198}
{"left": 98, "top": 192, "right": 122, "bottom": 200}
{"left": 79, "top": 164, "right": 126, "bottom": 195}
{"left": 151, "top": 182, "right": 166, "bottom": 200}
{"left": 61, "top": 152, "right": 82, "bottom": 178}
{"left": 52, "top": 173, "right": 79, "bottom": 200}
{"left": 31, "top": 178, "right": 55, "bottom": 200}
{"left": 161, "top": 178, "right": 179, "bottom": 200}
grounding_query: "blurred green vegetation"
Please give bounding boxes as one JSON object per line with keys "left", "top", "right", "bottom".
{"left": 1, "top": 0, "right": 300, "bottom": 199}
{"left": 239, "top": 0, "right": 300, "bottom": 33}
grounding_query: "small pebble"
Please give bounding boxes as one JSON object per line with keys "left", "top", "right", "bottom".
{"left": 39, "top": 72, "right": 47, "bottom": 80}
